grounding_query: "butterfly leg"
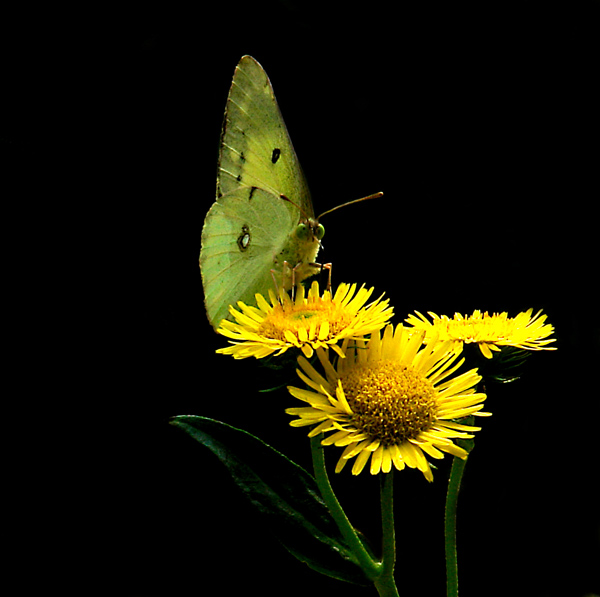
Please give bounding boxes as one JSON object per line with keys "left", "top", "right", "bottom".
{"left": 320, "top": 262, "right": 332, "bottom": 291}
{"left": 285, "top": 261, "right": 308, "bottom": 300}
{"left": 288, "top": 261, "right": 308, "bottom": 300}
{"left": 293, "top": 261, "right": 333, "bottom": 293}
{"left": 272, "top": 261, "right": 295, "bottom": 299}
{"left": 270, "top": 268, "right": 282, "bottom": 296}
{"left": 284, "top": 261, "right": 295, "bottom": 300}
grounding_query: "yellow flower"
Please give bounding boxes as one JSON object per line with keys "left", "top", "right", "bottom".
{"left": 404, "top": 308, "right": 556, "bottom": 359}
{"left": 216, "top": 281, "right": 393, "bottom": 360}
{"left": 286, "top": 325, "right": 489, "bottom": 481}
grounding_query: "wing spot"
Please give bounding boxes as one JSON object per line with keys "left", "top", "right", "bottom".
{"left": 271, "top": 148, "right": 281, "bottom": 164}
{"left": 237, "top": 225, "right": 251, "bottom": 251}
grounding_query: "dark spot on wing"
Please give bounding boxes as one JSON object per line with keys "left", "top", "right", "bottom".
{"left": 237, "top": 225, "right": 251, "bottom": 252}
{"left": 236, "top": 174, "right": 242, "bottom": 182}
{"left": 271, "top": 148, "right": 281, "bottom": 164}
{"left": 249, "top": 186, "right": 257, "bottom": 200}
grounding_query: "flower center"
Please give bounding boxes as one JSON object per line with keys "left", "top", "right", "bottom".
{"left": 340, "top": 361, "right": 438, "bottom": 445}
{"left": 257, "top": 300, "right": 353, "bottom": 341}
{"left": 442, "top": 312, "right": 511, "bottom": 343}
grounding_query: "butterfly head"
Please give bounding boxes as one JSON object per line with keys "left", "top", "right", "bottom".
{"left": 280, "top": 194, "right": 325, "bottom": 244}
{"left": 295, "top": 218, "right": 325, "bottom": 243}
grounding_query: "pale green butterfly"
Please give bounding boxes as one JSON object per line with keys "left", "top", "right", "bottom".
{"left": 200, "top": 55, "right": 381, "bottom": 329}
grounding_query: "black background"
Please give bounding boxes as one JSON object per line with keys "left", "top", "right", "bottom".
{"left": 5, "top": 2, "right": 599, "bottom": 596}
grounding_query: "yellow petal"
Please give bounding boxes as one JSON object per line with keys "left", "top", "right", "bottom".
{"left": 352, "top": 449, "right": 371, "bottom": 475}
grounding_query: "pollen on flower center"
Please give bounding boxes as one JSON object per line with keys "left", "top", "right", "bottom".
{"left": 257, "top": 301, "right": 353, "bottom": 341}
{"left": 289, "top": 309, "right": 319, "bottom": 321}
{"left": 341, "top": 361, "right": 438, "bottom": 446}
{"left": 443, "top": 315, "right": 504, "bottom": 342}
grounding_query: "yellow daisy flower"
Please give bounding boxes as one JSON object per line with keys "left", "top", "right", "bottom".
{"left": 216, "top": 281, "right": 393, "bottom": 360}
{"left": 286, "top": 325, "right": 489, "bottom": 481}
{"left": 405, "top": 308, "right": 556, "bottom": 359}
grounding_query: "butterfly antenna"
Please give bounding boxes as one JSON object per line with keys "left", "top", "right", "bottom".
{"left": 279, "top": 194, "right": 312, "bottom": 221}
{"left": 317, "top": 192, "right": 383, "bottom": 220}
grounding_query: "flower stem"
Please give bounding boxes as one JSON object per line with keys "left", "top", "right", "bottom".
{"left": 445, "top": 414, "right": 477, "bottom": 597}
{"left": 373, "top": 471, "right": 400, "bottom": 597}
{"left": 309, "top": 435, "right": 381, "bottom": 581}
{"left": 444, "top": 454, "right": 467, "bottom": 597}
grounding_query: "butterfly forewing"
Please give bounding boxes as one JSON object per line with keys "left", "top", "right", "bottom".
{"left": 217, "top": 55, "right": 313, "bottom": 219}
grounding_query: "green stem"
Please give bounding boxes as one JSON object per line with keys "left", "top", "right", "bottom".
{"left": 445, "top": 417, "right": 476, "bottom": 597}
{"left": 444, "top": 455, "right": 467, "bottom": 597}
{"left": 310, "top": 436, "right": 400, "bottom": 596}
{"left": 373, "top": 471, "right": 400, "bottom": 597}
{"left": 309, "top": 435, "right": 381, "bottom": 581}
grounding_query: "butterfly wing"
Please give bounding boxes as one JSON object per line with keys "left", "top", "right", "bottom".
{"left": 217, "top": 55, "right": 313, "bottom": 219}
{"left": 200, "top": 186, "right": 297, "bottom": 328}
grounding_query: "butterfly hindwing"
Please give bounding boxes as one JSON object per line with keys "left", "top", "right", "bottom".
{"left": 200, "top": 186, "right": 296, "bottom": 328}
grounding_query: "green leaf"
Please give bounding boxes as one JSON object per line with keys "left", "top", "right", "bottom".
{"left": 170, "top": 415, "right": 370, "bottom": 586}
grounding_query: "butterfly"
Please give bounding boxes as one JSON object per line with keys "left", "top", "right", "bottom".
{"left": 200, "top": 56, "right": 382, "bottom": 329}
{"left": 199, "top": 55, "right": 325, "bottom": 328}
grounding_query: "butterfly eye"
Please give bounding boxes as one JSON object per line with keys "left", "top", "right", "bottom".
{"left": 296, "top": 223, "right": 310, "bottom": 240}
{"left": 314, "top": 223, "right": 325, "bottom": 241}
